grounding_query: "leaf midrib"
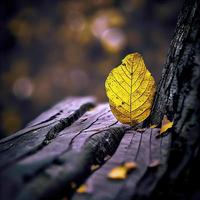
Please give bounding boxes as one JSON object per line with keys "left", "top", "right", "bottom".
{"left": 130, "top": 61, "right": 133, "bottom": 125}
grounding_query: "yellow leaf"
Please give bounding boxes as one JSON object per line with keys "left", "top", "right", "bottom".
{"left": 105, "top": 53, "right": 156, "bottom": 125}
{"left": 76, "top": 184, "right": 88, "bottom": 193}
{"left": 124, "top": 161, "right": 137, "bottom": 170}
{"left": 160, "top": 115, "right": 173, "bottom": 134}
{"left": 150, "top": 124, "right": 158, "bottom": 128}
{"left": 108, "top": 162, "right": 137, "bottom": 180}
{"left": 108, "top": 166, "right": 127, "bottom": 180}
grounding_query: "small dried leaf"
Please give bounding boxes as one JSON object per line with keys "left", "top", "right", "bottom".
{"left": 160, "top": 115, "right": 173, "bottom": 134}
{"left": 91, "top": 164, "right": 100, "bottom": 171}
{"left": 108, "top": 161, "right": 137, "bottom": 180}
{"left": 150, "top": 124, "right": 158, "bottom": 128}
{"left": 124, "top": 162, "right": 137, "bottom": 170}
{"left": 76, "top": 184, "right": 88, "bottom": 193}
{"left": 104, "top": 155, "right": 111, "bottom": 161}
{"left": 124, "top": 161, "right": 137, "bottom": 170}
{"left": 108, "top": 166, "right": 127, "bottom": 180}
{"left": 148, "top": 159, "right": 161, "bottom": 168}
{"left": 105, "top": 53, "right": 156, "bottom": 125}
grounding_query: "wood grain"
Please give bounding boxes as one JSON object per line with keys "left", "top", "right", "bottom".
{"left": 0, "top": 102, "right": 126, "bottom": 200}
{"left": 72, "top": 129, "right": 170, "bottom": 200}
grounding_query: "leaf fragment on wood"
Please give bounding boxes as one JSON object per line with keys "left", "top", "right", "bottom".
{"left": 148, "top": 159, "right": 161, "bottom": 168}
{"left": 91, "top": 164, "right": 100, "bottom": 171}
{"left": 160, "top": 115, "right": 173, "bottom": 135}
{"left": 76, "top": 184, "right": 88, "bottom": 193}
{"left": 124, "top": 161, "right": 137, "bottom": 170}
{"left": 150, "top": 124, "right": 158, "bottom": 128}
{"left": 108, "top": 161, "right": 137, "bottom": 180}
{"left": 108, "top": 166, "right": 127, "bottom": 180}
{"left": 104, "top": 155, "right": 111, "bottom": 161}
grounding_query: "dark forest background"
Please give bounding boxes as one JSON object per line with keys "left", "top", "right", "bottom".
{"left": 0, "top": 0, "right": 181, "bottom": 138}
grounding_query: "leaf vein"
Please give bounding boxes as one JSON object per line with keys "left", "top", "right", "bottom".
{"left": 107, "top": 83, "right": 130, "bottom": 106}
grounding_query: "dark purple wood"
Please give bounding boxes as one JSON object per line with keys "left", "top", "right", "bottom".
{"left": 0, "top": 102, "right": 126, "bottom": 200}
{"left": 71, "top": 129, "right": 170, "bottom": 200}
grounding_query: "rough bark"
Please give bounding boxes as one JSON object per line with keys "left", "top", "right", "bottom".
{"left": 150, "top": 0, "right": 200, "bottom": 199}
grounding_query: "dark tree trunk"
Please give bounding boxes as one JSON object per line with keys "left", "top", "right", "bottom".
{"left": 0, "top": 0, "right": 200, "bottom": 200}
{"left": 150, "top": 0, "right": 200, "bottom": 198}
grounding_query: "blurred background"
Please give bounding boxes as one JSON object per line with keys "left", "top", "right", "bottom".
{"left": 0, "top": 0, "right": 182, "bottom": 138}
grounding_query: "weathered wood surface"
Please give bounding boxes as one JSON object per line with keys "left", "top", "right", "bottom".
{"left": 72, "top": 129, "right": 170, "bottom": 200}
{"left": 0, "top": 97, "right": 170, "bottom": 200}
{"left": 0, "top": 97, "right": 95, "bottom": 170}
